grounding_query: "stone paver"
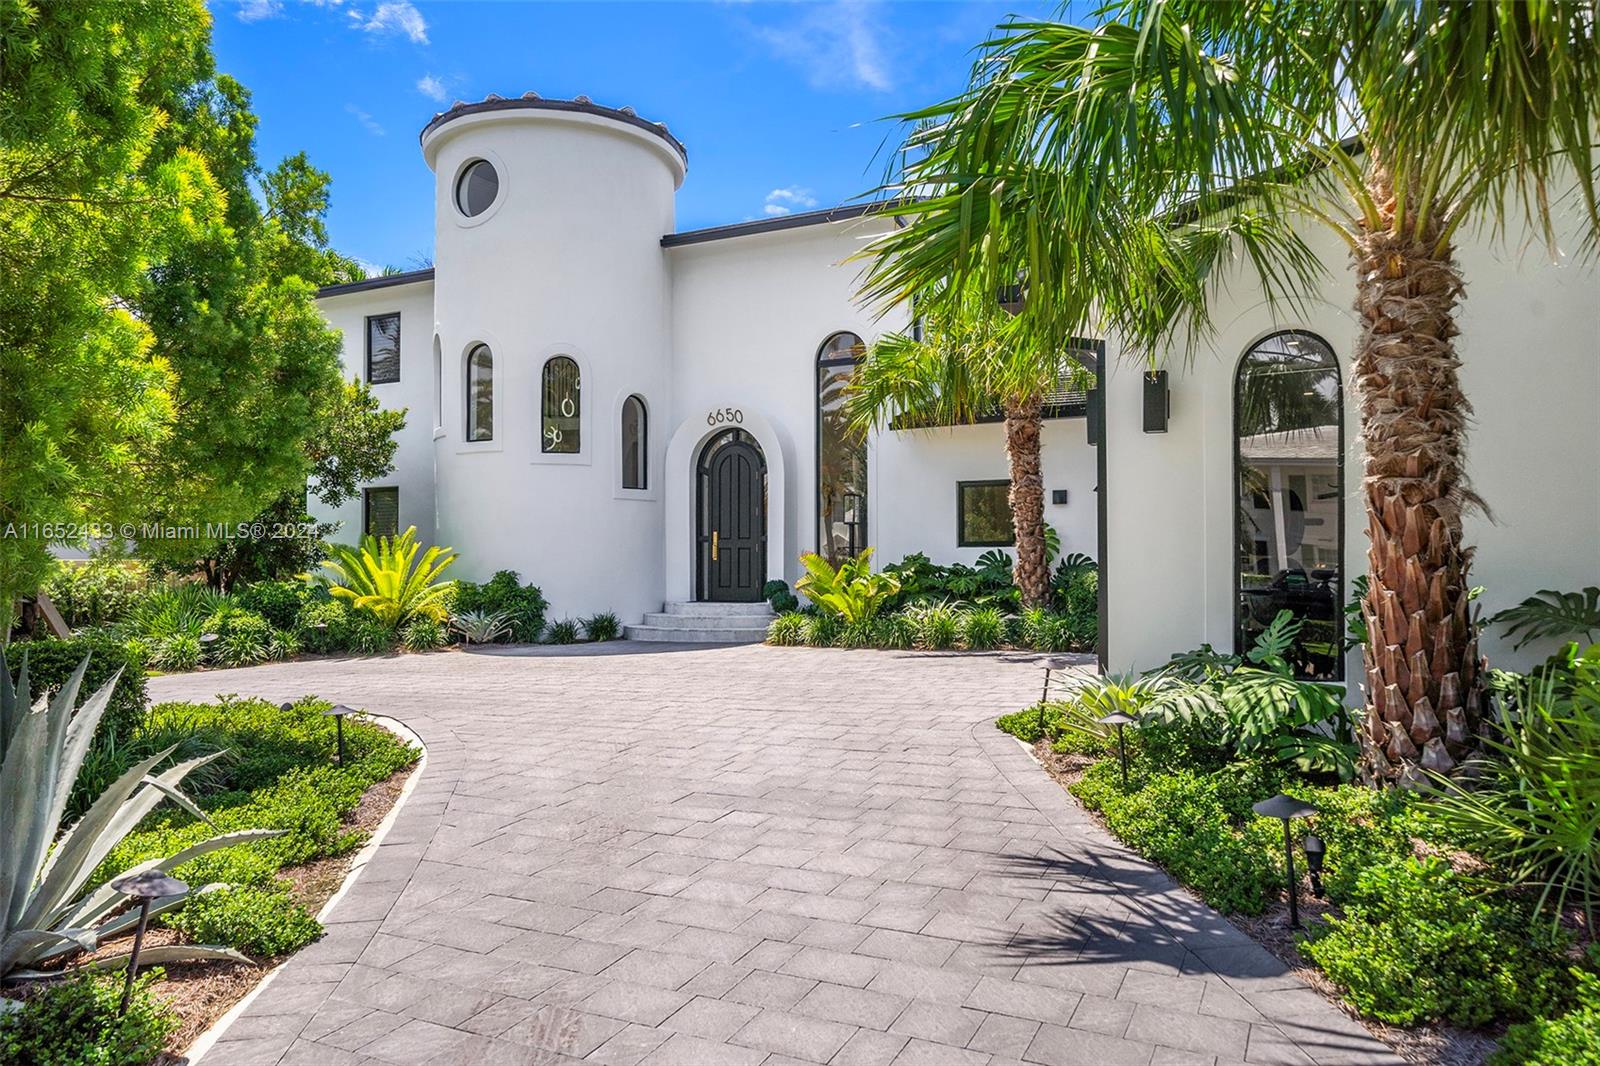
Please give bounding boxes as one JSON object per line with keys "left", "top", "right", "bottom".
{"left": 154, "top": 644, "right": 1400, "bottom": 1066}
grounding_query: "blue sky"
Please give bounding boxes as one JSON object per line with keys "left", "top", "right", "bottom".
{"left": 213, "top": 0, "right": 1061, "bottom": 272}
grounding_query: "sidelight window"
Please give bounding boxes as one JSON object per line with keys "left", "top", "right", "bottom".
{"left": 817, "top": 331, "right": 868, "bottom": 563}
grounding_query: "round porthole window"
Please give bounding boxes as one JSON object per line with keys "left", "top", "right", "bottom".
{"left": 455, "top": 159, "right": 499, "bottom": 218}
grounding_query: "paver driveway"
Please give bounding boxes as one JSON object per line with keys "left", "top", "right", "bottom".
{"left": 150, "top": 644, "right": 1398, "bottom": 1066}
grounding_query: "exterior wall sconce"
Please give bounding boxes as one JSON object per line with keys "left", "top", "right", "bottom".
{"left": 997, "top": 283, "right": 1026, "bottom": 316}
{"left": 1142, "top": 370, "right": 1170, "bottom": 433}
{"left": 1051, "top": 490, "right": 1069, "bottom": 506}
{"left": 1253, "top": 794, "right": 1318, "bottom": 928}
{"left": 1086, "top": 387, "right": 1102, "bottom": 446}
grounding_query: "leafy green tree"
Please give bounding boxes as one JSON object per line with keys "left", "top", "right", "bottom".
{"left": 866, "top": 1, "right": 1600, "bottom": 783}
{"left": 0, "top": 0, "right": 215, "bottom": 635}
{"left": 132, "top": 72, "right": 362, "bottom": 571}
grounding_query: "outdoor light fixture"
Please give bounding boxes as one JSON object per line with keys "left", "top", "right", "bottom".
{"left": 1303, "top": 833, "right": 1326, "bottom": 898}
{"left": 1252, "top": 794, "right": 1318, "bottom": 928}
{"left": 110, "top": 870, "right": 188, "bottom": 1016}
{"left": 324, "top": 704, "right": 359, "bottom": 764}
{"left": 1034, "top": 656, "right": 1076, "bottom": 736}
{"left": 1142, "top": 370, "right": 1170, "bottom": 433}
{"left": 199, "top": 632, "right": 218, "bottom": 645}
{"left": 1097, "top": 711, "right": 1137, "bottom": 789}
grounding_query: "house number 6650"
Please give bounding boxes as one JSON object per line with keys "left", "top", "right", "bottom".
{"left": 706, "top": 408, "right": 744, "bottom": 426}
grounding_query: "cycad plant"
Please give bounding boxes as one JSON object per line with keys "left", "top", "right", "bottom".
{"left": 321, "top": 526, "right": 457, "bottom": 631}
{"left": 1, "top": 652, "right": 278, "bottom": 979}
{"left": 866, "top": 1, "right": 1600, "bottom": 783}
{"left": 795, "top": 548, "right": 902, "bottom": 624}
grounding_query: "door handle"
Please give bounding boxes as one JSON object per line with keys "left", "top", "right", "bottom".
{"left": 711, "top": 531, "right": 719, "bottom": 561}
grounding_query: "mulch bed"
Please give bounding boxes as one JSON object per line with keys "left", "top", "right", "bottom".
{"left": 1023, "top": 737, "right": 1497, "bottom": 1066}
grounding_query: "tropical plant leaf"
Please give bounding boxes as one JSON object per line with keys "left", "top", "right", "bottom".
{"left": 1490, "top": 587, "right": 1600, "bottom": 650}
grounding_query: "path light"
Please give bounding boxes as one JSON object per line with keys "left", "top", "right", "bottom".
{"left": 110, "top": 870, "right": 187, "bottom": 1016}
{"left": 1034, "top": 656, "right": 1076, "bottom": 737}
{"left": 1303, "top": 833, "right": 1326, "bottom": 898}
{"left": 1252, "top": 794, "right": 1318, "bottom": 929}
{"left": 1097, "top": 711, "right": 1137, "bottom": 789}
{"left": 324, "top": 704, "right": 359, "bottom": 765}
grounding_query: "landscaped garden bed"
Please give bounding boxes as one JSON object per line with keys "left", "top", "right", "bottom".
{"left": 0, "top": 658, "right": 419, "bottom": 1065}
{"left": 997, "top": 611, "right": 1600, "bottom": 1066}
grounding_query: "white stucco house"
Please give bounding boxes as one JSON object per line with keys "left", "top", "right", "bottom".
{"left": 312, "top": 94, "right": 1599, "bottom": 674}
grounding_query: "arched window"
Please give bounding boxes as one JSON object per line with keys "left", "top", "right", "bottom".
{"left": 1235, "top": 330, "right": 1343, "bottom": 680}
{"left": 432, "top": 337, "right": 443, "bottom": 431}
{"left": 621, "top": 394, "right": 647, "bottom": 489}
{"left": 542, "top": 356, "right": 580, "bottom": 454}
{"left": 817, "top": 331, "right": 867, "bottom": 564}
{"left": 465, "top": 344, "right": 493, "bottom": 442}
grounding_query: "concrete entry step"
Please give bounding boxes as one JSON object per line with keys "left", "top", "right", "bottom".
{"left": 623, "top": 624, "right": 770, "bottom": 644}
{"left": 662, "top": 601, "right": 776, "bottom": 618}
{"left": 640, "top": 612, "right": 775, "bottom": 629}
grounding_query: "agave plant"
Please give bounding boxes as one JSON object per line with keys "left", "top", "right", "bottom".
{"left": 795, "top": 548, "right": 901, "bottom": 624}
{"left": 450, "top": 609, "right": 512, "bottom": 645}
{"left": 321, "top": 526, "right": 457, "bottom": 631}
{"left": 0, "top": 652, "right": 280, "bottom": 979}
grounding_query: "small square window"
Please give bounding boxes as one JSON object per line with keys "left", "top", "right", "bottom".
{"left": 366, "top": 313, "right": 400, "bottom": 384}
{"left": 363, "top": 487, "right": 399, "bottom": 538}
{"left": 958, "top": 480, "right": 1014, "bottom": 547}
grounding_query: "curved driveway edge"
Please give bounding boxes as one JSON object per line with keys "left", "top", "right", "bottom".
{"left": 146, "top": 645, "right": 1400, "bottom": 1066}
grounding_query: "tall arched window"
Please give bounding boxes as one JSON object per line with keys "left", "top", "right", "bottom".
{"left": 542, "top": 356, "right": 580, "bottom": 454}
{"left": 817, "top": 332, "right": 867, "bottom": 564}
{"left": 432, "top": 337, "right": 443, "bottom": 431}
{"left": 465, "top": 344, "right": 493, "bottom": 442}
{"left": 621, "top": 394, "right": 647, "bottom": 489}
{"left": 1235, "top": 330, "right": 1343, "bottom": 680}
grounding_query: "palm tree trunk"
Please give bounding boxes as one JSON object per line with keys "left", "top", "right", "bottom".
{"left": 1004, "top": 395, "right": 1049, "bottom": 608}
{"left": 1352, "top": 162, "right": 1481, "bottom": 787}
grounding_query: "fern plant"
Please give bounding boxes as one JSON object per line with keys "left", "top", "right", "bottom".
{"left": 0, "top": 652, "right": 277, "bottom": 979}
{"left": 795, "top": 548, "right": 901, "bottom": 623}
{"left": 320, "top": 526, "right": 457, "bottom": 631}
{"left": 1491, "top": 587, "right": 1600, "bottom": 650}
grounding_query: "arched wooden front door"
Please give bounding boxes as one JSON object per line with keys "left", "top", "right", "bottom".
{"left": 697, "top": 429, "right": 767, "bottom": 602}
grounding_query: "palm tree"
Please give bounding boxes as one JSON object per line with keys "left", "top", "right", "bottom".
{"left": 845, "top": 287, "right": 1092, "bottom": 606}
{"left": 865, "top": 2, "right": 1600, "bottom": 785}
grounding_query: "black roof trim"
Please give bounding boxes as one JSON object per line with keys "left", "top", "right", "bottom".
{"left": 318, "top": 268, "right": 435, "bottom": 298}
{"left": 421, "top": 98, "right": 687, "bottom": 162}
{"left": 662, "top": 202, "right": 900, "bottom": 247}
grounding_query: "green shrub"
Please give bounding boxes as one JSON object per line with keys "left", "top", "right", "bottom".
{"left": 1492, "top": 970, "right": 1600, "bottom": 1066}
{"left": 452, "top": 570, "right": 548, "bottom": 642}
{"left": 0, "top": 970, "right": 176, "bottom": 1066}
{"left": 1301, "top": 855, "right": 1575, "bottom": 1027}
{"left": 763, "top": 579, "right": 801, "bottom": 614}
{"left": 796, "top": 549, "right": 901, "bottom": 623}
{"left": 1072, "top": 762, "right": 1284, "bottom": 915}
{"left": 997, "top": 703, "right": 1064, "bottom": 744}
{"left": 321, "top": 526, "right": 456, "bottom": 630}
{"left": 233, "top": 579, "right": 312, "bottom": 630}
{"left": 451, "top": 609, "right": 512, "bottom": 644}
{"left": 4, "top": 634, "right": 147, "bottom": 744}
{"left": 583, "top": 612, "right": 620, "bottom": 642}
{"left": 293, "top": 598, "right": 356, "bottom": 653}
{"left": 1060, "top": 569, "right": 1098, "bottom": 648}
{"left": 204, "top": 606, "right": 273, "bottom": 667}
{"left": 127, "top": 583, "right": 226, "bottom": 642}
{"left": 149, "top": 632, "right": 202, "bottom": 672}
{"left": 961, "top": 606, "right": 1005, "bottom": 650}
{"left": 873, "top": 613, "right": 916, "bottom": 649}
{"left": 166, "top": 884, "right": 322, "bottom": 957}
{"left": 837, "top": 620, "right": 878, "bottom": 648}
{"left": 912, "top": 603, "right": 959, "bottom": 649}
{"left": 400, "top": 616, "right": 447, "bottom": 651}
{"left": 546, "top": 619, "right": 580, "bottom": 644}
{"left": 346, "top": 615, "right": 394, "bottom": 655}
{"left": 803, "top": 613, "right": 838, "bottom": 647}
{"left": 267, "top": 628, "right": 301, "bottom": 660}
{"left": 42, "top": 557, "right": 152, "bottom": 629}
{"left": 767, "top": 611, "right": 808, "bottom": 646}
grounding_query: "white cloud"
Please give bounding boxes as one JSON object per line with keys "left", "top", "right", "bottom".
{"left": 753, "top": 1, "right": 892, "bottom": 92}
{"left": 763, "top": 186, "right": 818, "bottom": 217}
{"left": 416, "top": 74, "right": 449, "bottom": 102}
{"left": 346, "top": 104, "right": 386, "bottom": 136}
{"left": 235, "top": 0, "right": 283, "bottom": 21}
{"left": 349, "top": 1, "right": 428, "bottom": 44}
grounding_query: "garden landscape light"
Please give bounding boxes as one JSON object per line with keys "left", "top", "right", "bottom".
{"left": 324, "top": 704, "right": 359, "bottom": 764}
{"left": 1097, "top": 710, "right": 1137, "bottom": 789}
{"left": 1303, "top": 833, "right": 1326, "bottom": 898}
{"left": 110, "top": 870, "right": 187, "bottom": 1016}
{"left": 1252, "top": 793, "right": 1318, "bottom": 929}
{"left": 1034, "top": 656, "right": 1076, "bottom": 736}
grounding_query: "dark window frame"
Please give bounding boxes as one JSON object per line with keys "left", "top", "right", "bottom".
{"left": 365, "top": 313, "right": 401, "bottom": 384}
{"left": 816, "top": 331, "right": 868, "bottom": 563}
{"left": 362, "top": 486, "right": 399, "bottom": 539}
{"left": 621, "top": 394, "right": 648, "bottom": 490}
{"left": 465, "top": 343, "right": 494, "bottom": 442}
{"left": 957, "top": 479, "right": 1015, "bottom": 547}
{"left": 1232, "top": 328, "right": 1345, "bottom": 682}
{"left": 541, "top": 355, "right": 581, "bottom": 454}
